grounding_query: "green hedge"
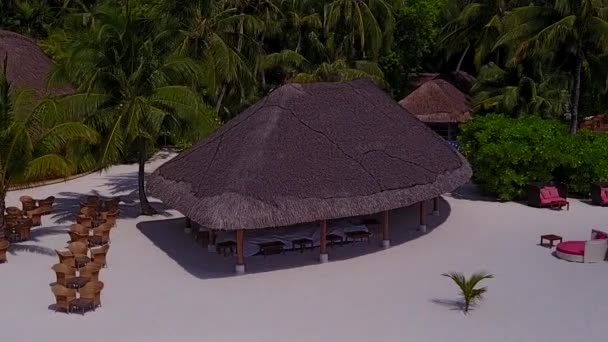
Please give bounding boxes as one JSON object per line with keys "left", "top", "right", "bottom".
{"left": 458, "top": 114, "right": 608, "bottom": 200}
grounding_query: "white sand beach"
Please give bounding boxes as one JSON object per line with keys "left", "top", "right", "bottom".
{"left": 0, "top": 151, "right": 606, "bottom": 342}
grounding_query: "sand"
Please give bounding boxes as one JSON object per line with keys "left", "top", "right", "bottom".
{"left": 0, "top": 151, "right": 607, "bottom": 342}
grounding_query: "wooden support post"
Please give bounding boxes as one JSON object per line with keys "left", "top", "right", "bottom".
{"left": 419, "top": 202, "right": 427, "bottom": 233}
{"left": 184, "top": 217, "right": 192, "bottom": 234}
{"left": 207, "top": 229, "right": 216, "bottom": 252}
{"left": 432, "top": 197, "right": 440, "bottom": 216}
{"left": 319, "top": 220, "right": 328, "bottom": 263}
{"left": 235, "top": 229, "right": 245, "bottom": 274}
{"left": 382, "top": 210, "right": 390, "bottom": 248}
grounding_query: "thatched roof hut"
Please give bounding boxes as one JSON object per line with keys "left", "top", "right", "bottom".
{"left": 148, "top": 79, "right": 471, "bottom": 232}
{"left": 399, "top": 79, "right": 472, "bottom": 124}
{"left": 0, "top": 30, "right": 73, "bottom": 97}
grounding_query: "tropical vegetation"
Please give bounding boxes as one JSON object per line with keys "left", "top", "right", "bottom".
{"left": 442, "top": 271, "right": 494, "bottom": 314}
{"left": 2, "top": 0, "right": 608, "bottom": 209}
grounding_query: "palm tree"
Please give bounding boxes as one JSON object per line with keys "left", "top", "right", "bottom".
{"left": 442, "top": 271, "right": 494, "bottom": 314}
{"left": 498, "top": 0, "right": 608, "bottom": 134}
{"left": 0, "top": 60, "right": 98, "bottom": 239}
{"left": 52, "top": 4, "right": 219, "bottom": 215}
{"left": 289, "top": 59, "right": 385, "bottom": 85}
{"left": 283, "top": 0, "right": 322, "bottom": 54}
{"left": 473, "top": 62, "right": 570, "bottom": 117}
{"left": 324, "top": 0, "right": 395, "bottom": 60}
{"left": 440, "top": 0, "right": 510, "bottom": 72}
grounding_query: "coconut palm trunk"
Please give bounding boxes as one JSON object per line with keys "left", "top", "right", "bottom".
{"left": 137, "top": 142, "right": 157, "bottom": 215}
{"left": 0, "top": 190, "right": 6, "bottom": 240}
{"left": 570, "top": 54, "right": 582, "bottom": 135}
{"left": 456, "top": 43, "right": 470, "bottom": 73}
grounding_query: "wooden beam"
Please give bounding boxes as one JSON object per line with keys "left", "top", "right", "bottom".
{"left": 236, "top": 229, "right": 244, "bottom": 266}
{"left": 419, "top": 202, "right": 427, "bottom": 233}
{"left": 382, "top": 210, "right": 390, "bottom": 248}
{"left": 433, "top": 197, "right": 439, "bottom": 216}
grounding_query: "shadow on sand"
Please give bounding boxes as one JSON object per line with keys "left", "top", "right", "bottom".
{"left": 136, "top": 198, "right": 453, "bottom": 279}
{"left": 49, "top": 172, "right": 172, "bottom": 224}
{"left": 430, "top": 298, "right": 466, "bottom": 312}
{"left": 8, "top": 225, "right": 67, "bottom": 257}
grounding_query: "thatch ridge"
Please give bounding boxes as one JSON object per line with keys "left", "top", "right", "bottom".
{"left": 148, "top": 79, "right": 472, "bottom": 230}
{"left": 0, "top": 30, "right": 73, "bottom": 97}
{"left": 399, "top": 79, "right": 472, "bottom": 123}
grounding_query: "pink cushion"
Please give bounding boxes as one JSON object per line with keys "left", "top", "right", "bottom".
{"left": 556, "top": 241, "right": 585, "bottom": 256}
{"left": 540, "top": 188, "right": 552, "bottom": 199}
{"left": 601, "top": 189, "right": 608, "bottom": 202}
{"left": 596, "top": 232, "right": 608, "bottom": 239}
{"left": 546, "top": 186, "right": 560, "bottom": 198}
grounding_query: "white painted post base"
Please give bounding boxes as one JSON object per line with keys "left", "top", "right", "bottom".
{"left": 235, "top": 264, "right": 246, "bottom": 274}
{"left": 207, "top": 244, "right": 216, "bottom": 253}
{"left": 319, "top": 253, "right": 329, "bottom": 263}
{"left": 382, "top": 239, "right": 390, "bottom": 249}
{"left": 184, "top": 227, "right": 192, "bottom": 234}
{"left": 432, "top": 210, "right": 440, "bottom": 217}
{"left": 419, "top": 224, "right": 427, "bottom": 233}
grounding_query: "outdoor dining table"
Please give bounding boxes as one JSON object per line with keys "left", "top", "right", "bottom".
{"left": 75, "top": 256, "right": 91, "bottom": 269}
{"left": 67, "top": 276, "right": 90, "bottom": 292}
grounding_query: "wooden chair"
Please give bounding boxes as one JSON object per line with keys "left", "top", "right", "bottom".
{"left": 0, "top": 240, "right": 9, "bottom": 263}
{"left": 101, "top": 209, "right": 119, "bottom": 227}
{"left": 52, "top": 263, "right": 76, "bottom": 286}
{"left": 80, "top": 280, "right": 104, "bottom": 309}
{"left": 51, "top": 284, "right": 76, "bottom": 313}
{"left": 68, "top": 231, "right": 89, "bottom": 244}
{"left": 15, "top": 223, "right": 32, "bottom": 241}
{"left": 67, "top": 241, "right": 88, "bottom": 258}
{"left": 93, "top": 225, "right": 111, "bottom": 244}
{"left": 56, "top": 249, "right": 75, "bottom": 267}
{"left": 5, "top": 206, "right": 23, "bottom": 218}
{"left": 19, "top": 195, "right": 37, "bottom": 212}
{"left": 36, "top": 196, "right": 55, "bottom": 215}
{"left": 80, "top": 262, "right": 102, "bottom": 282}
{"left": 91, "top": 244, "right": 109, "bottom": 268}
{"left": 26, "top": 207, "right": 45, "bottom": 226}
{"left": 80, "top": 206, "right": 98, "bottom": 218}
{"left": 76, "top": 215, "right": 93, "bottom": 229}
{"left": 69, "top": 224, "right": 88, "bottom": 234}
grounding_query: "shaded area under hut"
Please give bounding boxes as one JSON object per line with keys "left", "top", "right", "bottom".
{"left": 148, "top": 79, "right": 472, "bottom": 273}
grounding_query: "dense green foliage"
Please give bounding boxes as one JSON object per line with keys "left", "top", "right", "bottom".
{"left": 459, "top": 114, "right": 608, "bottom": 200}
{"left": 0, "top": 61, "right": 98, "bottom": 236}
{"left": 443, "top": 0, "right": 608, "bottom": 132}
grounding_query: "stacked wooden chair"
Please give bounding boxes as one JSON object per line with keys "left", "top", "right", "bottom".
{"left": 0, "top": 239, "right": 9, "bottom": 263}
{"left": 4, "top": 207, "right": 33, "bottom": 242}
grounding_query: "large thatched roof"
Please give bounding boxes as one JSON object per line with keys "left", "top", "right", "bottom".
{"left": 148, "top": 79, "right": 472, "bottom": 230}
{"left": 399, "top": 79, "right": 472, "bottom": 123}
{"left": 0, "top": 30, "right": 73, "bottom": 97}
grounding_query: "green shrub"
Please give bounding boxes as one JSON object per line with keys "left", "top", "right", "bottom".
{"left": 458, "top": 114, "right": 608, "bottom": 200}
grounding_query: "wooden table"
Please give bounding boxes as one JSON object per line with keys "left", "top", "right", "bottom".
{"left": 88, "top": 236, "right": 106, "bottom": 248}
{"left": 326, "top": 234, "right": 343, "bottom": 247}
{"left": 258, "top": 241, "right": 285, "bottom": 257}
{"left": 75, "top": 256, "right": 91, "bottom": 269}
{"left": 292, "top": 238, "right": 314, "bottom": 253}
{"left": 69, "top": 298, "right": 94, "bottom": 315}
{"left": 67, "top": 276, "right": 90, "bottom": 292}
{"left": 345, "top": 231, "right": 371, "bottom": 244}
{"left": 540, "top": 234, "right": 563, "bottom": 248}
{"left": 216, "top": 241, "right": 236, "bottom": 256}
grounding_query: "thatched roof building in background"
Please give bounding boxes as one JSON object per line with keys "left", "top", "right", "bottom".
{"left": 148, "top": 79, "right": 472, "bottom": 231}
{"left": 399, "top": 79, "right": 472, "bottom": 124}
{"left": 0, "top": 30, "right": 73, "bottom": 97}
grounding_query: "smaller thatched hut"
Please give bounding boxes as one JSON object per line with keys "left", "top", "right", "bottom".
{"left": 0, "top": 30, "right": 73, "bottom": 97}
{"left": 399, "top": 75, "right": 474, "bottom": 146}
{"left": 149, "top": 79, "right": 472, "bottom": 273}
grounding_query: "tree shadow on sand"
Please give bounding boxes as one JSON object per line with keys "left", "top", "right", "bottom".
{"left": 8, "top": 225, "right": 66, "bottom": 257}
{"left": 430, "top": 298, "right": 466, "bottom": 312}
{"left": 50, "top": 172, "right": 171, "bottom": 224}
{"left": 136, "top": 198, "right": 453, "bottom": 279}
